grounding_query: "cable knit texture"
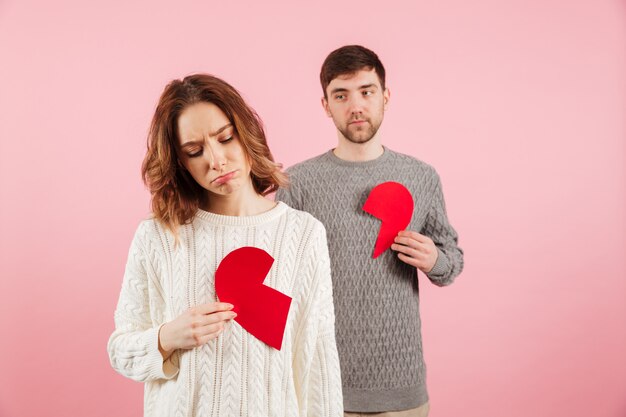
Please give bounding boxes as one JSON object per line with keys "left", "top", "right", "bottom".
{"left": 276, "top": 148, "right": 464, "bottom": 412}
{"left": 108, "top": 202, "right": 343, "bottom": 417}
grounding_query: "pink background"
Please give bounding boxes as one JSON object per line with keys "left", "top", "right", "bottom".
{"left": 1, "top": 1, "right": 624, "bottom": 416}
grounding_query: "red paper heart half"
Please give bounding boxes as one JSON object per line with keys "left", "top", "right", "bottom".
{"left": 362, "top": 181, "right": 414, "bottom": 258}
{"left": 214, "top": 246, "right": 292, "bottom": 350}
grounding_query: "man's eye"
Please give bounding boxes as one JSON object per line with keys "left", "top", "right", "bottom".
{"left": 335, "top": 95, "right": 345, "bottom": 100}
{"left": 363, "top": 91, "right": 373, "bottom": 96}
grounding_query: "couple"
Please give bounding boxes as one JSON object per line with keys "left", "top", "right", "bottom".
{"left": 107, "top": 45, "right": 464, "bottom": 417}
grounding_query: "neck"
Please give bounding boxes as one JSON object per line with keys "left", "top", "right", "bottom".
{"left": 203, "top": 180, "right": 275, "bottom": 216}
{"left": 333, "top": 134, "right": 384, "bottom": 162}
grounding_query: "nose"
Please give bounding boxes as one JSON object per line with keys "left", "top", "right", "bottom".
{"left": 347, "top": 94, "right": 365, "bottom": 115}
{"left": 205, "top": 141, "right": 227, "bottom": 170}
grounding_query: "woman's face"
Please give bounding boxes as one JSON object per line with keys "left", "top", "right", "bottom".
{"left": 177, "top": 102, "right": 252, "bottom": 197}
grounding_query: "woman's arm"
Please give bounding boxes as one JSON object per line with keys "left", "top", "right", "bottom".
{"left": 294, "top": 222, "right": 343, "bottom": 416}
{"left": 107, "top": 222, "right": 178, "bottom": 382}
{"left": 107, "top": 221, "right": 238, "bottom": 382}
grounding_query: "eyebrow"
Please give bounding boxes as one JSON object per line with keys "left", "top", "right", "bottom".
{"left": 330, "top": 84, "right": 378, "bottom": 95}
{"left": 180, "top": 123, "right": 233, "bottom": 147}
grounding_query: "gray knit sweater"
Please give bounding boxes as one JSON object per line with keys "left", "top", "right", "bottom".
{"left": 276, "top": 147, "right": 464, "bottom": 412}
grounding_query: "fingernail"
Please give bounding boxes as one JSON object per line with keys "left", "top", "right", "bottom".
{"left": 231, "top": 306, "right": 239, "bottom": 315}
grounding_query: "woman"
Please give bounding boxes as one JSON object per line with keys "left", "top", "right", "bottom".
{"left": 107, "top": 74, "right": 343, "bottom": 417}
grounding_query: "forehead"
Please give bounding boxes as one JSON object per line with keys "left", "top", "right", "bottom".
{"left": 326, "top": 68, "right": 382, "bottom": 92}
{"left": 177, "top": 102, "right": 230, "bottom": 141}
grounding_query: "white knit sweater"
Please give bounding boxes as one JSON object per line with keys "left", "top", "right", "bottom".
{"left": 108, "top": 202, "right": 343, "bottom": 417}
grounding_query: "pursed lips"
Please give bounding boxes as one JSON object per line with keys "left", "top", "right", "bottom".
{"left": 211, "top": 170, "right": 237, "bottom": 185}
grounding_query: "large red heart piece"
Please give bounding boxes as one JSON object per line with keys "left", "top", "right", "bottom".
{"left": 362, "top": 181, "right": 414, "bottom": 258}
{"left": 215, "top": 247, "right": 292, "bottom": 350}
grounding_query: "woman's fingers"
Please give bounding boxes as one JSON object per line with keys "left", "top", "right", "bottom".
{"left": 161, "top": 303, "right": 239, "bottom": 352}
{"left": 191, "top": 312, "right": 238, "bottom": 346}
{"left": 197, "top": 332, "right": 223, "bottom": 346}
{"left": 193, "top": 302, "right": 234, "bottom": 315}
{"left": 190, "top": 323, "right": 225, "bottom": 346}
{"left": 198, "top": 310, "right": 237, "bottom": 326}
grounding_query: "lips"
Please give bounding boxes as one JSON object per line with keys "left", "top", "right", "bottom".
{"left": 212, "top": 170, "right": 237, "bottom": 185}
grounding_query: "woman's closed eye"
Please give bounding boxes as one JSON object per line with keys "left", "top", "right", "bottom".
{"left": 219, "top": 135, "right": 234, "bottom": 144}
{"left": 187, "top": 147, "right": 203, "bottom": 158}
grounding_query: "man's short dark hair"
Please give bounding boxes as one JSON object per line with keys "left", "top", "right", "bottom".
{"left": 320, "top": 45, "right": 386, "bottom": 98}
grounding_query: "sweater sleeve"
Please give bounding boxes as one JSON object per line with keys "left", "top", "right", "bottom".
{"left": 423, "top": 173, "right": 464, "bottom": 286}
{"left": 275, "top": 168, "right": 303, "bottom": 210}
{"left": 107, "top": 221, "right": 179, "bottom": 382}
{"left": 294, "top": 222, "right": 343, "bottom": 416}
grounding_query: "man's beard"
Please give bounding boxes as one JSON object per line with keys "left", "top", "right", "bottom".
{"left": 338, "top": 118, "right": 381, "bottom": 144}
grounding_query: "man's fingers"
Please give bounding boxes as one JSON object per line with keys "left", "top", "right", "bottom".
{"left": 393, "top": 236, "right": 413, "bottom": 247}
{"left": 393, "top": 237, "right": 429, "bottom": 253}
{"left": 392, "top": 243, "right": 425, "bottom": 260}
{"left": 398, "top": 252, "right": 421, "bottom": 268}
{"left": 391, "top": 242, "right": 412, "bottom": 256}
{"left": 397, "top": 230, "right": 430, "bottom": 243}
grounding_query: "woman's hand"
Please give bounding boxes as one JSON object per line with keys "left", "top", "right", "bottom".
{"left": 158, "top": 302, "right": 236, "bottom": 358}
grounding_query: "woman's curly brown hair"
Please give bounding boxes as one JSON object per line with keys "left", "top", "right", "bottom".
{"left": 141, "top": 74, "right": 288, "bottom": 233}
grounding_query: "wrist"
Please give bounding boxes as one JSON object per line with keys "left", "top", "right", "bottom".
{"left": 158, "top": 323, "right": 174, "bottom": 360}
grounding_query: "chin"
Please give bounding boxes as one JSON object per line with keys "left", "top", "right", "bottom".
{"left": 214, "top": 182, "right": 241, "bottom": 195}
{"left": 347, "top": 136, "right": 374, "bottom": 144}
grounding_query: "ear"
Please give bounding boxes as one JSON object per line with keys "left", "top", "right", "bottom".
{"left": 321, "top": 97, "right": 332, "bottom": 117}
{"left": 383, "top": 88, "right": 390, "bottom": 111}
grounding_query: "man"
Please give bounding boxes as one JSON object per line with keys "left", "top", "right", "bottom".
{"left": 276, "top": 45, "right": 464, "bottom": 416}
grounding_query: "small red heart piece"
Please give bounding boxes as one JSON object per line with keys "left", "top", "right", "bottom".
{"left": 362, "top": 181, "right": 414, "bottom": 258}
{"left": 215, "top": 247, "right": 292, "bottom": 350}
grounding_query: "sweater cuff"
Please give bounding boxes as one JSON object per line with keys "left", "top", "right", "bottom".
{"left": 147, "top": 325, "right": 179, "bottom": 380}
{"left": 426, "top": 248, "right": 449, "bottom": 278}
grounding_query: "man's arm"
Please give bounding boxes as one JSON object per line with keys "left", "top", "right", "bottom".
{"left": 392, "top": 173, "right": 464, "bottom": 286}
{"left": 275, "top": 169, "right": 303, "bottom": 210}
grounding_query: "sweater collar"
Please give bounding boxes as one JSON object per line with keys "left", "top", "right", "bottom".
{"left": 195, "top": 201, "right": 287, "bottom": 226}
{"left": 325, "top": 146, "right": 392, "bottom": 167}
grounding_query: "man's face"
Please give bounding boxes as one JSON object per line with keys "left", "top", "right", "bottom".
{"left": 322, "top": 68, "right": 389, "bottom": 144}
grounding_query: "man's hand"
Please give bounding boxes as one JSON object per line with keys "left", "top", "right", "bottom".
{"left": 391, "top": 230, "right": 438, "bottom": 273}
